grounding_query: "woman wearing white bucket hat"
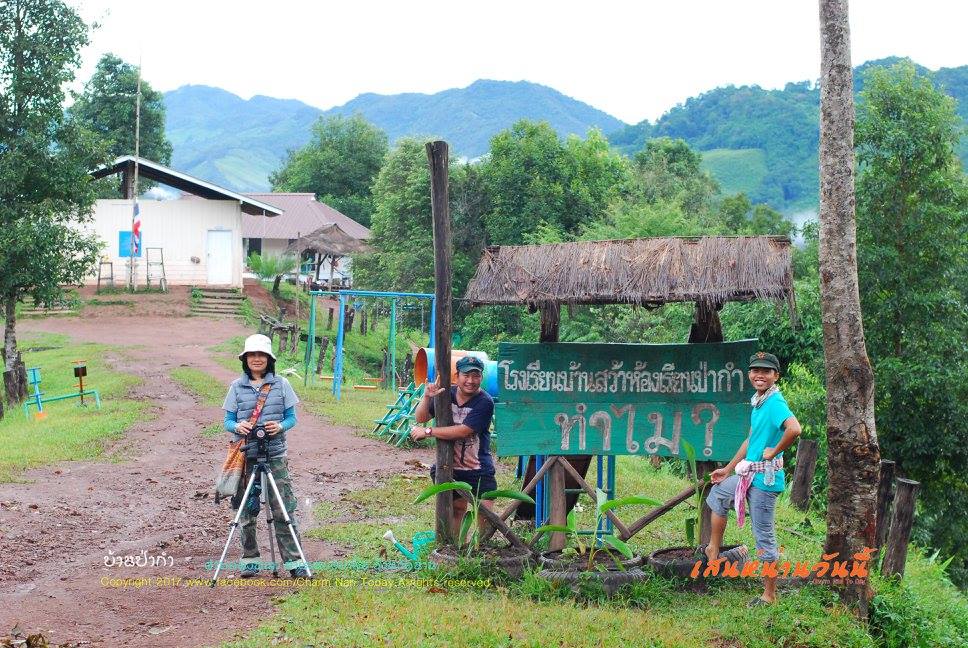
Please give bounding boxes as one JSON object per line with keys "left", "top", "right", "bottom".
{"left": 222, "top": 334, "right": 309, "bottom": 578}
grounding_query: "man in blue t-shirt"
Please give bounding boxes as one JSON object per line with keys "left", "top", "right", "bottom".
{"left": 705, "top": 351, "right": 802, "bottom": 606}
{"left": 411, "top": 355, "right": 496, "bottom": 538}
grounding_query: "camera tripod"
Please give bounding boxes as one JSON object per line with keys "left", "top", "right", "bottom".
{"left": 210, "top": 428, "right": 312, "bottom": 585}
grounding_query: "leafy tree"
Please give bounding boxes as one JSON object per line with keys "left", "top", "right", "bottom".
{"left": 270, "top": 114, "right": 388, "bottom": 227}
{"left": 71, "top": 53, "right": 172, "bottom": 166}
{"left": 0, "top": 0, "right": 106, "bottom": 403}
{"left": 855, "top": 61, "right": 968, "bottom": 586}
{"left": 353, "top": 138, "right": 488, "bottom": 298}
{"left": 482, "top": 121, "right": 629, "bottom": 244}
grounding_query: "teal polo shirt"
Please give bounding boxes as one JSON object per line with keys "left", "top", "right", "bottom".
{"left": 746, "top": 391, "right": 794, "bottom": 492}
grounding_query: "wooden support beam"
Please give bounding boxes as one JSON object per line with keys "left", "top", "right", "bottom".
{"left": 548, "top": 460, "right": 567, "bottom": 551}
{"left": 696, "top": 461, "right": 715, "bottom": 544}
{"left": 882, "top": 478, "right": 920, "bottom": 578}
{"left": 687, "top": 301, "right": 723, "bottom": 543}
{"left": 539, "top": 302, "right": 560, "bottom": 343}
{"left": 622, "top": 484, "right": 697, "bottom": 541}
{"left": 427, "top": 140, "right": 455, "bottom": 544}
{"left": 790, "top": 438, "right": 819, "bottom": 511}
{"left": 477, "top": 504, "right": 529, "bottom": 551}
{"left": 875, "top": 460, "right": 896, "bottom": 550}
{"left": 558, "top": 457, "right": 632, "bottom": 540}
{"left": 480, "top": 456, "right": 560, "bottom": 544}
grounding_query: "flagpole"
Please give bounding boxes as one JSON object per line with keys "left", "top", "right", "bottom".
{"left": 130, "top": 61, "right": 142, "bottom": 291}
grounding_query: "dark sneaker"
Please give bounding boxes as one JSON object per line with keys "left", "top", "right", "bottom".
{"left": 240, "top": 563, "right": 259, "bottom": 578}
{"left": 289, "top": 567, "right": 310, "bottom": 578}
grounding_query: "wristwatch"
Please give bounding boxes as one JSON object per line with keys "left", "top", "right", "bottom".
{"left": 424, "top": 427, "right": 433, "bottom": 438}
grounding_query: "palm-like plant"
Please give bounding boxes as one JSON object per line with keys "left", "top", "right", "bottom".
{"left": 414, "top": 481, "right": 535, "bottom": 557}
{"left": 536, "top": 488, "right": 661, "bottom": 571}
{"left": 246, "top": 252, "right": 298, "bottom": 295}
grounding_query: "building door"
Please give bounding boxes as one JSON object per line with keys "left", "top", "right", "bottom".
{"left": 206, "top": 230, "right": 233, "bottom": 285}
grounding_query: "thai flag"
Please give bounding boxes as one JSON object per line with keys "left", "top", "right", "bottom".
{"left": 132, "top": 200, "right": 142, "bottom": 254}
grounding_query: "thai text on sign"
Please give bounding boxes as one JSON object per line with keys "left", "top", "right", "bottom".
{"left": 494, "top": 340, "right": 758, "bottom": 460}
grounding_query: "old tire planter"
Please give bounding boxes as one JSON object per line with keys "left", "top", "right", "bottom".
{"left": 537, "top": 551, "right": 647, "bottom": 595}
{"left": 430, "top": 545, "right": 534, "bottom": 579}
{"left": 647, "top": 544, "right": 748, "bottom": 579}
{"left": 539, "top": 550, "right": 643, "bottom": 570}
{"left": 537, "top": 565, "right": 647, "bottom": 596}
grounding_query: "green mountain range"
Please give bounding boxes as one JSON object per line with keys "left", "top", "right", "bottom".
{"left": 164, "top": 80, "right": 625, "bottom": 192}
{"left": 164, "top": 58, "right": 966, "bottom": 212}
{"left": 608, "top": 57, "right": 968, "bottom": 212}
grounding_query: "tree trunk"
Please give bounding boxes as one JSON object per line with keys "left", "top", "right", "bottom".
{"left": 4, "top": 297, "right": 18, "bottom": 373}
{"left": 818, "top": 0, "right": 881, "bottom": 617}
{"left": 271, "top": 274, "right": 282, "bottom": 295}
{"left": 3, "top": 298, "right": 27, "bottom": 406}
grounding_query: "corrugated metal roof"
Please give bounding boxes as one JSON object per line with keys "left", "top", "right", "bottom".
{"left": 91, "top": 156, "right": 282, "bottom": 216}
{"left": 241, "top": 193, "right": 371, "bottom": 240}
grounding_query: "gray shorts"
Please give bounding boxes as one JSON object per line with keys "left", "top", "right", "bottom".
{"left": 706, "top": 474, "right": 780, "bottom": 562}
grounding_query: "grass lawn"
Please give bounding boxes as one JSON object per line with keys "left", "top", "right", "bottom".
{"left": 210, "top": 318, "right": 968, "bottom": 647}
{"left": 170, "top": 366, "right": 227, "bottom": 407}
{"left": 225, "top": 398, "right": 968, "bottom": 647}
{"left": 0, "top": 332, "right": 147, "bottom": 482}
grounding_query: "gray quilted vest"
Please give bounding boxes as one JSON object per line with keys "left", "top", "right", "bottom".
{"left": 229, "top": 373, "right": 289, "bottom": 459}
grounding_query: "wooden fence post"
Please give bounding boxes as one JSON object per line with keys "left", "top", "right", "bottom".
{"left": 427, "top": 140, "right": 455, "bottom": 544}
{"left": 790, "top": 438, "right": 819, "bottom": 510}
{"left": 326, "top": 307, "right": 334, "bottom": 330}
{"left": 875, "top": 460, "right": 896, "bottom": 550}
{"left": 882, "top": 478, "right": 920, "bottom": 578}
{"left": 315, "top": 337, "right": 330, "bottom": 375}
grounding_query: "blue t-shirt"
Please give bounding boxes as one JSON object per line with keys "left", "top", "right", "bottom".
{"left": 746, "top": 391, "right": 794, "bottom": 492}
{"left": 428, "top": 387, "right": 495, "bottom": 475}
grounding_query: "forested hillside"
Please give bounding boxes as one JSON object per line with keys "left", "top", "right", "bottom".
{"left": 608, "top": 57, "right": 968, "bottom": 212}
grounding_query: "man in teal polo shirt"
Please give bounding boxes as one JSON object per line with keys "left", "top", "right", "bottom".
{"left": 705, "top": 351, "right": 802, "bottom": 606}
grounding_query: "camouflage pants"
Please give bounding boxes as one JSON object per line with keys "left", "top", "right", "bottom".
{"left": 239, "top": 457, "right": 304, "bottom": 570}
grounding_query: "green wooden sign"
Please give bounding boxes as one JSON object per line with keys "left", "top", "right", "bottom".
{"left": 495, "top": 340, "right": 758, "bottom": 461}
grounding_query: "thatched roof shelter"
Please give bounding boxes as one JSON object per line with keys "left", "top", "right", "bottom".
{"left": 285, "top": 223, "right": 373, "bottom": 257}
{"left": 464, "top": 236, "right": 794, "bottom": 312}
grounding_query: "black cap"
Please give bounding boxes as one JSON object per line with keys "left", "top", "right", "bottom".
{"left": 455, "top": 356, "right": 485, "bottom": 374}
{"left": 749, "top": 352, "right": 780, "bottom": 372}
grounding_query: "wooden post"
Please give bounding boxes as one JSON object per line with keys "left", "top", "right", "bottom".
{"left": 882, "top": 478, "right": 920, "bottom": 578}
{"left": 315, "top": 337, "right": 330, "bottom": 375}
{"left": 790, "top": 438, "right": 819, "bottom": 511}
{"left": 427, "top": 140, "right": 455, "bottom": 543}
{"left": 344, "top": 305, "right": 354, "bottom": 334}
{"left": 540, "top": 301, "right": 569, "bottom": 550}
{"left": 688, "top": 300, "right": 722, "bottom": 544}
{"left": 548, "top": 460, "right": 567, "bottom": 551}
{"left": 875, "top": 460, "right": 895, "bottom": 550}
{"left": 360, "top": 308, "right": 367, "bottom": 335}
{"left": 326, "top": 307, "right": 334, "bottom": 330}
{"left": 277, "top": 329, "right": 289, "bottom": 357}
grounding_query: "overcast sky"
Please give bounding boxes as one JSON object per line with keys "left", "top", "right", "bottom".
{"left": 70, "top": 0, "right": 966, "bottom": 125}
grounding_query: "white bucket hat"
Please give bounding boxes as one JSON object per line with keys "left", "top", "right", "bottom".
{"left": 238, "top": 334, "right": 276, "bottom": 360}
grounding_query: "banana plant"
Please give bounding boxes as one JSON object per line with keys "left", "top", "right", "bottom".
{"left": 682, "top": 440, "right": 710, "bottom": 547}
{"left": 536, "top": 488, "right": 661, "bottom": 571}
{"left": 414, "top": 481, "right": 535, "bottom": 556}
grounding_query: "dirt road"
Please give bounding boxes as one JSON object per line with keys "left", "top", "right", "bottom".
{"left": 0, "top": 315, "right": 430, "bottom": 647}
